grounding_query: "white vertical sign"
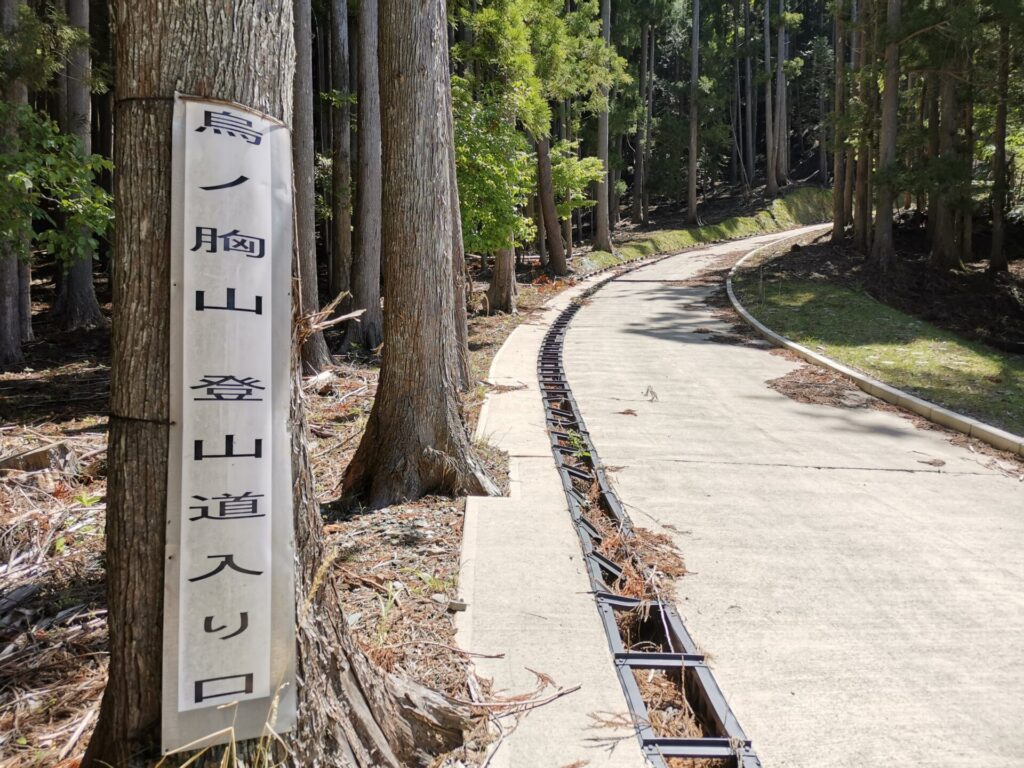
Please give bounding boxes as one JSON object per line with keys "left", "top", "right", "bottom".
{"left": 163, "top": 95, "right": 296, "bottom": 752}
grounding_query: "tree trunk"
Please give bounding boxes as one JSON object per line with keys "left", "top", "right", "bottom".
{"left": 295, "top": 0, "right": 333, "bottom": 373}
{"left": 990, "top": 22, "right": 1009, "bottom": 273}
{"left": 593, "top": 0, "right": 613, "bottom": 252}
{"left": 687, "top": 0, "right": 700, "bottom": 224}
{"left": 344, "top": 0, "right": 384, "bottom": 352}
{"left": 445, "top": 57, "right": 472, "bottom": 393}
{"left": 930, "top": 65, "right": 961, "bottom": 269}
{"left": 84, "top": 2, "right": 470, "bottom": 765}
{"left": 961, "top": 51, "right": 974, "bottom": 263}
{"left": 870, "top": 0, "right": 900, "bottom": 270}
{"left": 536, "top": 136, "right": 568, "bottom": 275}
{"left": 743, "top": 0, "right": 754, "bottom": 185}
{"left": 644, "top": 32, "right": 655, "bottom": 220}
{"left": 485, "top": 242, "right": 518, "bottom": 314}
{"left": 831, "top": 0, "right": 847, "bottom": 242}
{"left": 852, "top": 0, "right": 872, "bottom": 253}
{"left": 633, "top": 23, "right": 648, "bottom": 223}
{"left": 774, "top": 0, "right": 788, "bottom": 184}
{"left": 763, "top": 0, "right": 778, "bottom": 197}
{"left": 330, "top": 0, "right": 353, "bottom": 303}
{"left": 342, "top": 0, "right": 497, "bottom": 508}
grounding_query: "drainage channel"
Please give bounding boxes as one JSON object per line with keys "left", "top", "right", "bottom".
{"left": 539, "top": 259, "right": 762, "bottom": 768}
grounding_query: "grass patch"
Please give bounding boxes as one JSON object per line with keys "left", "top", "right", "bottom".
{"left": 732, "top": 273, "right": 1024, "bottom": 436}
{"left": 578, "top": 187, "right": 832, "bottom": 273}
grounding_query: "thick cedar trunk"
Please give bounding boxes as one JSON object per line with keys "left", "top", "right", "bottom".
{"left": 84, "top": 3, "right": 467, "bottom": 766}
{"left": 925, "top": 71, "right": 939, "bottom": 241}
{"left": 445, "top": 78, "right": 472, "bottom": 392}
{"left": 344, "top": 0, "right": 384, "bottom": 352}
{"left": 774, "top": 0, "right": 788, "bottom": 184}
{"left": 990, "top": 23, "right": 1009, "bottom": 273}
{"left": 870, "top": 0, "right": 900, "bottom": 270}
{"left": 852, "top": 0, "right": 872, "bottom": 253}
{"left": 296, "top": 0, "right": 333, "bottom": 373}
{"left": 1, "top": 0, "right": 27, "bottom": 363}
{"left": 931, "top": 65, "right": 961, "bottom": 269}
{"left": 687, "top": 0, "right": 700, "bottom": 224}
{"left": 52, "top": 0, "right": 107, "bottom": 331}
{"left": 831, "top": 0, "right": 847, "bottom": 242}
{"left": 633, "top": 23, "right": 648, "bottom": 223}
{"left": 643, "top": 33, "right": 654, "bottom": 221}
{"left": 593, "top": 0, "right": 613, "bottom": 252}
{"left": 743, "top": 0, "right": 755, "bottom": 185}
{"left": 763, "top": 0, "right": 778, "bottom": 197}
{"left": 485, "top": 243, "right": 518, "bottom": 314}
{"left": 17, "top": 260, "right": 31, "bottom": 342}
{"left": 343, "top": 0, "right": 497, "bottom": 507}
{"left": 536, "top": 136, "right": 568, "bottom": 275}
{"left": 961, "top": 54, "right": 974, "bottom": 262}
{"left": 330, "top": 0, "right": 353, "bottom": 302}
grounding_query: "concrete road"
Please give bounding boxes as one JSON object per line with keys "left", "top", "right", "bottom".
{"left": 563, "top": 232, "right": 1024, "bottom": 768}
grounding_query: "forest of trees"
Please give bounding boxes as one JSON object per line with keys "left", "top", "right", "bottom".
{"left": 3, "top": 0, "right": 1022, "bottom": 367}
{"left": 1, "top": 0, "right": 1022, "bottom": 764}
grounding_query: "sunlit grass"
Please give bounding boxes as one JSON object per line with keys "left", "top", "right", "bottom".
{"left": 580, "top": 187, "right": 832, "bottom": 273}
{"left": 732, "top": 275, "right": 1024, "bottom": 436}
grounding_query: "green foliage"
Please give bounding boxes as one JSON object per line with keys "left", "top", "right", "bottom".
{"left": 453, "top": 77, "right": 535, "bottom": 255}
{"left": 0, "top": 104, "right": 113, "bottom": 267}
{"left": 550, "top": 140, "right": 604, "bottom": 219}
{"left": 0, "top": 3, "right": 89, "bottom": 92}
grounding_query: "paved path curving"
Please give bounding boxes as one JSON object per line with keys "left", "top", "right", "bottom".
{"left": 563, "top": 230, "right": 1024, "bottom": 768}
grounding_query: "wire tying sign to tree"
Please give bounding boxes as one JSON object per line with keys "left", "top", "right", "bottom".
{"left": 162, "top": 94, "right": 297, "bottom": 753}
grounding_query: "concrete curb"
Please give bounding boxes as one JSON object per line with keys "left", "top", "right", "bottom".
{"left": 726, "top": 227, "right": 1024, "bottom": 458}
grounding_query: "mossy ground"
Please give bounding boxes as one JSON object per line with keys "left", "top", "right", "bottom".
{"left": 579, "top": 186, "right": 833, "bottom": 273}
{"left": 732, "top": 269, "right": 1024, "bottom": 437}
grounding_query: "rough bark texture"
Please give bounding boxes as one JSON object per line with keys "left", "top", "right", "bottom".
{"left": 743, "top": 2, "right": 754, "bottom": 185}
{"left": 852, "top": 0, "right": 872, "bottom": 253}
{"left": 54, "top": 0, "right": 107, "bottom": 331}
{"left": 687, "top": 0, "right": 700, "bottom": 224}
{"left": 632, "top": 23, "right": 648, "bottom": 223}
{"left": 644, "top": 34, "right": 654, "bottom": 220}
{"left": 485, "top": 243, "right": 518, "bottom": 314}
{"left": 930, "top": 66, "right": 961, "bottom": 269}
{"left": 763, "top": 0, "right": 778, "bottom": 197}
{"left": 1, "top": 0, "right": 27, "bottom": 365}
{"left": 342, "top": 0, "right": 497, "bottom": 508}
{"left": 330, "top": 0, "right": 353, "bottom": 302}
{"left": 295, "top": 0, "right": 333, "bottom": 373}
{"left": 989, "top": 22, "right": 1009, "bottom": 272}
{"left": 774, "top": 0, "right": 788, "bottom": 183}
{"left": 445, "top": 50, "right": 472, "bottom": 393}
{"left": 536, "top": 136, "right": 568, "bottom": 275}
{"left": 831, "top": 0, "right": 847, "bottom": 242}
{"left": 344, "top": 0, "right": 384, "bottom": 352}
{"left": 593, "top": 0, "right": 613, "bottom": 252}
{"left": 84, "top": 3, "right": 466, "bottom": 765}
{"left": 870, "top": 0, "right": 900, "bottom": 270}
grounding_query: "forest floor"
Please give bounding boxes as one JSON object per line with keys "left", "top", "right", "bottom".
{"left": 732, "top": 227, "right": 1024, "bottom": 437}
{"left": 0, "top": 189, "right": 831, "bottom": 767}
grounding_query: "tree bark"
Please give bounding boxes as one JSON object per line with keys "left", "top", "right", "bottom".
{"left": 870, "top": 0, "right": 900, "bottom": 270}
{"left": 989, "top": 22, "right": 1009, "bottom": 273}
{"left": 643, "top": 32, "right": 655, "bottom": 220}
{"left": 687, "top": 0, "right": 700, "bottom": 224}
{"left": 330, "top": 0, "right": 353, "bottom": 303}
{"left": 445, "top": 51, "right": 472, "bottom": 393}
{"left": 593, "top": 0, "right": 614, "bottom": 252}
{"left": 930, "top": 64, "right": 961, "bottom": 269}
{"left": 344, "top": 0, "right": 384, "bottom": 352}
{"left": 633, "top": 23, "right": 648, "bottom": 223}
{"left": 831, "top": 0, "right": 847, "bottom": 242}
{"left": 743, "top": 0, "right": 754, "bottom": 185}
{"left": 536, "top": 136, "right": 568, "bottom": 275}
{"left": 84, "top": 2, "right": 470, "bottom": 765}
{"left": 763, "top": 0, "right": 778, "bottom": 197}
{"left": 852, "top": 0, "right": 873, "bottom": 253}
{"left": 295, "top": 0, "right": 333, "bottom": 373}
{"left": 774, "top": 0, "right": 788, "bottom": 184}
{"left": 342, "top": 0, "right": 497, "bottom": 508}
{"left": 485, "top": 242, "right": 518, "bottom": 314}
{"left": 53, "top": 0, "right": 107, "bottom": 331}
{"left": 1, "top": 0, "right": 28, "bottom": 363}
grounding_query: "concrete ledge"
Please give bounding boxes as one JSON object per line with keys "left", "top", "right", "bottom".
{"left": 726, "top": 228, "right": 1024, "bottom": 458}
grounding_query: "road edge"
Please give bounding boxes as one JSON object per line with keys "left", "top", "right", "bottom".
{"left": 726, "top": 227, "right": 1024, "bottom": 458}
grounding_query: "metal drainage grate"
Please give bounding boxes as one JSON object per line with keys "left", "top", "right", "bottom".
{"left": 537, "top": 260, "right": 762, "bottom": 768}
